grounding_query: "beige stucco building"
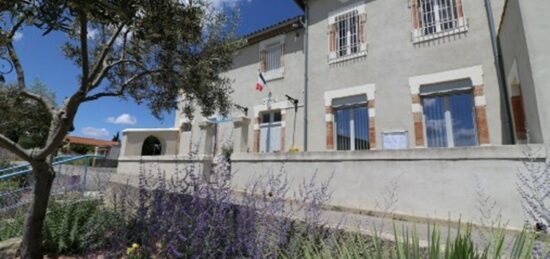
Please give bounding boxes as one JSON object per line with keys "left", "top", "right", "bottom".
{"left": 118, "top": 0, "right": 549, "bottom": 229}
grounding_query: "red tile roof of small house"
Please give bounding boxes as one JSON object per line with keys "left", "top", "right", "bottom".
{"left": 65, "top": 136, "right": 118, "bottom": 147}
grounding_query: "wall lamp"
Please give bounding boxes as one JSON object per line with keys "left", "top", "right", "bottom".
{"left": 285, "top": 94, "right": 299, "bottom": 112}
{"left": 234, "top": 104, "right": 248, "bottom": 116}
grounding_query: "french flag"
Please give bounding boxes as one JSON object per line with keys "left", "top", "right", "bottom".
{"left": 256, "top": 72, "right": 266, "bottom": 92}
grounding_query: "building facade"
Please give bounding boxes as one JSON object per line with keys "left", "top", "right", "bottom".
{"left": 117, "top": 0, "right": 549, "bottom": 229}
{"left": 121, "top": 0, "right": 524, "bottom": 157}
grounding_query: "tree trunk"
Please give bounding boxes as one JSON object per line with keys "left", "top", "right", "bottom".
{"left": 20, "top": 161, "right": 55, "bottom": 259}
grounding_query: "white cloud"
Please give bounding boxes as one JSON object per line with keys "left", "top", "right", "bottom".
{"left": 13, "top": 31, "right": 23, "bottom": 42}
{"left": 207, "top": 0, "right": 249, "bottom": 9}
{"left": 81, "top": 127, "right": 110, "bottom": 138}
{"left": 107, "top": 113, "right": 138, "bottom": 125}
{"left": 87, "top": 28, "right": 100, "bottom": 40}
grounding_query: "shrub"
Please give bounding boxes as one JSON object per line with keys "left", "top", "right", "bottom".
{"left": 42, "top": 199, "right": 118, "bottom": 255}
{"left": 0, "top": 208, "right": 25, "bottom": 241}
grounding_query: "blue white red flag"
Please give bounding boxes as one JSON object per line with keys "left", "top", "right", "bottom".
{"left": 256, "top": 72, "right": 266, "bottom": 92}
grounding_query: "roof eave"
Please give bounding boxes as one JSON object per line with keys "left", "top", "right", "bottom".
{"left": 293, "top": 0, "right": 305, "bottom": 10}
{"left": 244, "top": 16, "right": 303, "bottom": 46}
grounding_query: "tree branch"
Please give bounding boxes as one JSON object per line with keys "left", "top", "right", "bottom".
{"left": 88, "top": 24, "right": 124, "bottom": 89}
{"left": 20, "top": 89, "right": 57, "bottom": 115}
{"left": 90, "top": 59, "right": 147, "bottom": 88}
{"left": 0, "top": 133, "right": 31, "bottom": 162}
{"left": 79, "top": 9, "right": 90, "bottom": 91}
{"left": 7, "top": 15, "right": 28, "bottom": 39}
{"left": 35, "top": 92, "right": 84, "bottom": 160}
{"left": 6, "top": 42, "right": 25, "bottom": 89}
{"left": 83, "top": 69, "right": 162, "bottom": 103}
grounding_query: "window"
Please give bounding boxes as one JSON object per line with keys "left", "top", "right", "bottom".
{"left": 336, "top": 10, "right": 360, "bottom": 58}
{"left": 422, "top": 91, "right": 478, "bottom": 148}
{"left": 259, "top": 35, "right": 285, "bottom": 80}
{"left": 333, "top": 95, "right": 370, "bottom": 151}
{"left": 328, "top": 3, "right": 367, "bottom": 63}
{"left": 265, "top": 43, "right": 282, "bottom": 71}
{"left": 413, "top": 0, "right": 466, "bottom": 41}
{"left": 259, "top": 110, "right": 282, "bottom": 153}
{"left": 211, "top": 124, "right": 218, "bottom": 155}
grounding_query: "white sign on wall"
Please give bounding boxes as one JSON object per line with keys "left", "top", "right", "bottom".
{"left": 382, "top": 131, "right": 409, "bottom": 150}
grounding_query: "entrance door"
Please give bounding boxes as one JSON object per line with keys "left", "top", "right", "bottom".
{"left": 259, "top": 111, "right": 282, "bottom": 153}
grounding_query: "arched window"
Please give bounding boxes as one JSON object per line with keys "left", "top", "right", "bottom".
{"left": 141, "top": 136, "right": 162, "bottom": 156}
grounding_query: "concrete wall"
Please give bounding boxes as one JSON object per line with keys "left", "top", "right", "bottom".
{"left": 305, "top": 0, "right": 507, "bottom": 151}
{"left": 498, "top": 0, "right": 543, "bottom": 144}
{"left": 517, "top": 0, "right": 550, "bottom": 148}
{"left": 115, "top": 144, "right": 546, "bottom": 229}
{"left": 117, "top": 155, "right": 213, "bottom": 181}
{"left": 121, "top": 129, "right": 180, "bottom": 156}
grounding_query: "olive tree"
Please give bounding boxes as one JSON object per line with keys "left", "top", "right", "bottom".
{"left": 0, "top": 79, "right": 57, "bottom": 149}
{"left": 0, "top": 0, "right": 238, "bottom": 257}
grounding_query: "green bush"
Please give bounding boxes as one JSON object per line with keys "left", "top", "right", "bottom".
{"left": 277, "top": 222, "right": 538, "bottom": 259}
{"left": 42, "top": 199, "right": 118, "bottom": 255}
{"left": 0, "top": 208, "right": 25, "bottom": 241}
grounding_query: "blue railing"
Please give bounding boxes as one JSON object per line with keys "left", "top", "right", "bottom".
{"left": 0, "top": 154, "right": 106, "bottom": 181}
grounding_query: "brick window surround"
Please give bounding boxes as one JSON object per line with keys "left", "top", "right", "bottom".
{"left": 328, "top": 2, "right": 368, "bottom": 64}
{"left": 409, "top": 66, "right": 490, "bottom": 148}
{"left": 324, "top": 84, "right": 376, "bottom": 150}
{"left": 252, "top": 101, "right": 288, "bottom": 153}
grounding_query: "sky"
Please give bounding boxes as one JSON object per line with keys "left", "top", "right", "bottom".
{"left": 3, "top": 0, "right": 303, "bottom": 140}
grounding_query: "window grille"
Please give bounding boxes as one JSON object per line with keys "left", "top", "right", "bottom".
{"left": 335, "top": 10, "right": 360, "bottom": 58}
{"left": 265, "top": 43, "right": 282, "bottom": 71}
{"left": 414, "top": 0, "right": 467, "bottom": 41}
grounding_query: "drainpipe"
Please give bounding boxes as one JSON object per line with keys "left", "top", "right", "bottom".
{"left": 302, "top": 3, "right": 309, "bottom": 151}
{"left": 484, "top": 0, "right": 515, "bottom": 144}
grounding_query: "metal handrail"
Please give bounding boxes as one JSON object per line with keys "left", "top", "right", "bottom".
{"left": 0, "top": 154, "right": 106, "bottom": 180}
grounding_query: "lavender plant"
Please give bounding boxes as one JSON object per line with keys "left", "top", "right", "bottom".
{"left": 516, "top": 142, "right": 550, "bottom": 258}
{"left": 106, "top": 148, "right": 335, "bottom": 258}
{"left": 517, "top": 144, "right": 550, "bottom": 230}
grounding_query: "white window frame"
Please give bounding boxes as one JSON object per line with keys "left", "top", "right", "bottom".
{"left": 412, "top": 0, "right": 468, "bottom": 43}
{"left": 328, "top": 2, "right": 368, "bottom": 64}
{"left": 265, "top": 43, "right": 282, "bottom": 72}
{"left": 335, "top": 10, "right": 360, "bottom": 58}
{"left": 259, "top": 35, "right": 285, "bottom": 81}
{"left": 333, "top": 104, "right": 370, "bottom": 151}
{"left": 421, "top": 91, "right": 478, "bottom": 148}
{"left": 259, "top": 110, "right": 282, "bottom": 153}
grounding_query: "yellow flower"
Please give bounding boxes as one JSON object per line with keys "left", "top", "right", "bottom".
{"left": 289, "top": 146, "right": 300, "bottom": 153}
{"left": 126, "top": 243, "right": 140, "bottom": 255}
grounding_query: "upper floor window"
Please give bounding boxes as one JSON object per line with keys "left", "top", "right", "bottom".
{"left": 259, "top": 35, "right": 285, "bottom": 80}
{"left": 336, "top": 10, "right": 360, "bottom": 57}
{"left": 412, "top": 0, "right": 467, "bottom": 43}
{"left": 264, "top": 43, "right": 282, "bottom": 71}
{"left": 328, "top": 3, "right": 367, "bottom": 63}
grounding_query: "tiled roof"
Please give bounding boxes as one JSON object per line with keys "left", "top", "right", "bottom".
{"left": 244, "top": 15, "right": 304, "bottom": 45}
{"left": 65, "top": 136, "right": 118, "bottom": 147}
